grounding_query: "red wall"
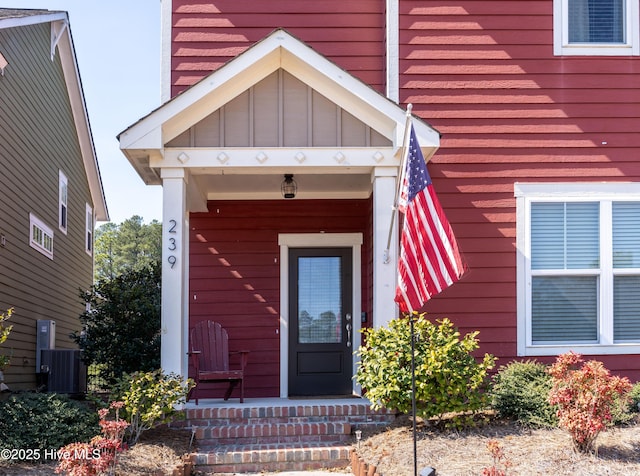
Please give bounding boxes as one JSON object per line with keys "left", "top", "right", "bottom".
{"left": 170, "top": 0, "right": 386, "bottom": 97}
{"left": 173, "top": 1, "right": 640, "bottom": 381}
{"left": 400, "top": 1, "right": 640, "bottom": 380}
{"left": 189, "top": 199, "right": 372, "bottom": 398}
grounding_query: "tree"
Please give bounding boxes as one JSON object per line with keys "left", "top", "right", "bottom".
{"left": 74, "top": 264, "right": 161, "bottom": 383}
{"left": 94, "top": 216, "right": 161, "bottom": 280}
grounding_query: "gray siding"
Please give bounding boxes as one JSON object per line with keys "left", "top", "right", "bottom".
{"left": 167, "top": 69, "right": 392, "bottom": 148}
{"left": 0, "top": 22, "right": 94, "bottom": 389}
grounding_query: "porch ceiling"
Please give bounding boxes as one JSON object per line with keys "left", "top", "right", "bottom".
{"left": 192, "top": 170, "right": 374, "bottom": 201}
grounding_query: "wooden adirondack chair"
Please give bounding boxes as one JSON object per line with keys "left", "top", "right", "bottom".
{"left": 187, "top": 320, "right": 249, "bottom": 404}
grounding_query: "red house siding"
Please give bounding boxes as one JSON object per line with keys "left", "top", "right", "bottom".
{"left": 189, "top": 199, "right": 372, "bottom": 398}
{"left": 401, "top": 1, "right": 640, "bottom": 379}
{"left": 171, "top": 0, "right": 387, "bottom": 97}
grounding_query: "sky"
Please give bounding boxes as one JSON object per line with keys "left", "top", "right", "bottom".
{"left": 20, "top": 0, "right": 164, "bottom": 224}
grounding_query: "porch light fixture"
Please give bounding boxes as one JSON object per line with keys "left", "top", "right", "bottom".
{"left": 281, "top": 174, "right": 297, "bottom": 199}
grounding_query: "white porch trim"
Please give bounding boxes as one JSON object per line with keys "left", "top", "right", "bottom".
{"left": 278, "top": 233, "right": 363, "bottom": 398}
{"left": 160, "top": 168, "right": 190, "bottom": 379}
{"left": 372, "top": 168, "right": 400, "bottom": 328}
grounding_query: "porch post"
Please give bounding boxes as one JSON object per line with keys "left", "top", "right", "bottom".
{"left": 372, "top": 167, "right": 399, "bottom": 328}
{"left": 160, "top": 168, "right": 189, "bottom": 379}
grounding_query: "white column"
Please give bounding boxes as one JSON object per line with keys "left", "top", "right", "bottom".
{"left": 160, "top": 168, "right": 189, "bottom": 378}
{"left": 372, "top": 167, "right": 400, "bottom": 328}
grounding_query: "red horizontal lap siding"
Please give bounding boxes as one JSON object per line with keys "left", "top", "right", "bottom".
{"left": 171, "top": 0, "right": 386, "bottom": 97}
{"left": 189, "top": 199, "right": 371, "bottom": 398}
{"left": 400, "top": 0, "right": 640, "bottom": 376}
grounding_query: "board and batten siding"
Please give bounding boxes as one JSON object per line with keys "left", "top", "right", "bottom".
{"left": 170, "top": 0, "right": 386, "bottom": 98}
{"left": 0, "top": 22, "right": 94, "bottom": 389}
{"left": 189, "top": 199, "right": 371, "bottom": 398}
{"left": 400, "top": 1, "right": 640, "bottom": 379}
{"left": 167, "top": 69, "right": 391, "bottom": 149}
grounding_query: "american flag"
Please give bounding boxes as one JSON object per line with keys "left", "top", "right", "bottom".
{"left": 394, "top": 125, "right": 466, "bottom": 313}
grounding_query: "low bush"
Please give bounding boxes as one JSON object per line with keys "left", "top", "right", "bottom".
{"left": 548, "top": 352, "right": 632, "bottom": 453}
{"left": 0, "top": 393, "right": 99, "bottom": 451}
{"left": 111, "top": 369, "right": 194, "bottom": 444}
{"left": 356, "top": 314, "right": 495, "bottom": 428}
{"left": 491, "top": 360, "right": 557, "bottom": 428}
{"left": 627, "top": 381, "right": 640, "bottom": 413}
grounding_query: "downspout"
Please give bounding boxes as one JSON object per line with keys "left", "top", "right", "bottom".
{"left": 160, "top": 0, "right": 173, "bottom": 103}
{"left": 386, "top": 0, "right": 399, "bottom": 103}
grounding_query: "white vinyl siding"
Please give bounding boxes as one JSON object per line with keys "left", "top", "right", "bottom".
{"left": 516, "top": 183, "right": 640, "bottom": 355}
{"left": 554, "top": 0, "right": 640, "bottom": 55}
{"left": 29, "top": 213, "right": 53, "bottom": 259}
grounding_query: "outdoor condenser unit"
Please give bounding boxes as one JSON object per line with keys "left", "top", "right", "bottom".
{"left": 40, "top": 349, "right": 87, "bottom": 395}
{"left": 36, "top": 319, "right": 55, "bottom": 373}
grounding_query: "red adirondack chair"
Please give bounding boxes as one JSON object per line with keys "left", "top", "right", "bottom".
{"left": 187, "top": 320, "right": 249, "bottom": 404}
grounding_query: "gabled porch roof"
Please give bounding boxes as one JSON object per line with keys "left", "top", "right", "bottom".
{"left": 118, "top": 28, "right": 439, "bottom": 209}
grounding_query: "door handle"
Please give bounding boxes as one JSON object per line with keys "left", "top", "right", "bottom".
{"left": 346, "top": 323, "right": 352, "bottom": 347}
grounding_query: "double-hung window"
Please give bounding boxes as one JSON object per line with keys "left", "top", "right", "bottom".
{"left": 85, "top": 203, "right": 93, "bottom": 256}
{"left": 59, "top": 170, "right": 68, "bottom": 233}
{"left": 554, "top": 0, "right": 640, "bottom": 55}
{"left": 516, "top": 183, "right": 640, "bottom": 355}
{"left": 30, "top": 213, "right": 54, "bottom": 260}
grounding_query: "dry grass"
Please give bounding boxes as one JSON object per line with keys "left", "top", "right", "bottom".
{"left": 0, "top": 427, "right": 193, "bottom": 476}
{"left": 355, "top": 414, "right": 640, "bottom": 476}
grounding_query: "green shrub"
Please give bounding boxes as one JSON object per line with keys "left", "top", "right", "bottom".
{"left": 0, "top": 393, "right": 99, "bottom": 451}
{"left": 112, "top": 369, "right": 194, "bottom": 444}
{"left": 356, "top": 314, "right": 495, "bottom": 427}
{"left": 627, "top": 382, "right": 640, "bottom": 412}
{"left": 490, "top": 360, "right": 558, "bottom": 428}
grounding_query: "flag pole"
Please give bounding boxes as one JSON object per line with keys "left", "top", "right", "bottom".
{"left": 410, "top": 312, "right": 418, "bottom": 476}
{"left": 383, "top": 103, "right": 413, "bottom": 264}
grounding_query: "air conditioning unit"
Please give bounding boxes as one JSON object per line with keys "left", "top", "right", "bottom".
{"left": 40, "top": 349, "right": 87, "bottom": 395}
{"left": 36, "top": 319, "right": 55, "bottom": 373}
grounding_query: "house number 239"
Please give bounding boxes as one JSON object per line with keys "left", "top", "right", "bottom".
{"left": 167, "top": 219, "right": 178, "bottom": 269}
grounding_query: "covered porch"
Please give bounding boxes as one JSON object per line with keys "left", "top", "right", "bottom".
{"left": 118, "top": 29, "right": 439, "bottom": 399}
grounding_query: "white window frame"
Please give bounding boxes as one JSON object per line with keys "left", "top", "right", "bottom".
{"left": 29, "top": 213, "right": 54, "bottom": 260}
{"left": 553, "top": 0, "right": 640, "bottom": 55}
{"left": 516, "top": 182, "right": 640, "bottom": 356}
{"left": 85, "top": 203, "right": 93, "bottom": 256}
{"left": 59, "top": 170, "right": 68, "bottom": 234}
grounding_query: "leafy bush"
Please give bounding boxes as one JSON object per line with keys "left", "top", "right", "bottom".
{"left": 0, "top": 307, "right": 13, "bottom": 370}
{"left": 74, "top": 264, "right": 161, "bottom": 384}
{"left": 56, "top": 401, "right": 129, "bottom": 476}
{"left": 0, "top": 393, "right": 99, "bottom": 451}
{"left": 356, "top": 314, "right": 495, "bottom": 426}
{"left": 491, "top": 360, "right": 557, "bottom": 428}
{"left": 628, "top": 382, "right": 640, "bottom": 412}
{"left": 548, "top": 352, "right": 632, "bottom": 453}
{"left": 112, "top": 370, "right": 194, "bottom": 444}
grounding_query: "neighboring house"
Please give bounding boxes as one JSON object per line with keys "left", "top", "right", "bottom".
{"left": 0, "top": 9, "right": 108, "bottom": 390}
{"left": 119, "top": 0, "right": 640, "bottom": 400}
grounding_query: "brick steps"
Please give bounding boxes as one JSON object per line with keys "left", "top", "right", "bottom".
{"left": 183, "top": 399, "right": 395, "bottom": 473}
{"left": 193, "top": 442, "right": 352, "bottom": 474}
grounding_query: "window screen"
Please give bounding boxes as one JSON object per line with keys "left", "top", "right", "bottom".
{"left": 569, "top": 0, "right": 625, "bottom": 43}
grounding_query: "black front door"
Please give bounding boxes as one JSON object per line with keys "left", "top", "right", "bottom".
{"left": 288, "top": 248, "right": 353, "bottom": 396}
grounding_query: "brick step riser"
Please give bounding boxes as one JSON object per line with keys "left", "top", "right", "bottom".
{"left": 192, "top": 445, "right": 351, "bottom": 468}
{"left": 198, "top": 434, "right": 351, "bottom": 446}
{"left": 185, "top": 414, "right": 395, "bottom": 428}
{"left": 197, "top": 422, "right": 350, "bottom": 439}
{"left": 195, "top": 459, "right": 350, "bottom": 474}
{"left": 185, "top": 405, "right": 394, "bottom": 423}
